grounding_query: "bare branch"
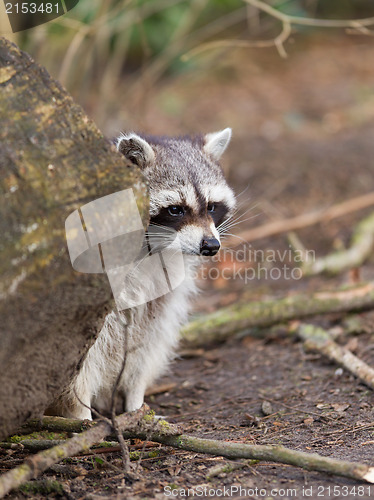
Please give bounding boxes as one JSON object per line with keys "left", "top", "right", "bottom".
{"left": 110, "top": 310, "right": 131, "bottom": 472}
{"left": 183, "top": 19, "right": 291, "bottom": 60}
{"left": 184, "top": 0, "right": 374, "bottom": 60}
{"left": 244, "top": 0, "right": 374, "bottom": 29}
{"left": 274, "top": 20, "right": 291, "bottom": 58}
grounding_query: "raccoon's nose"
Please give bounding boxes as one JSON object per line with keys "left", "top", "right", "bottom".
{"left": 200, "top": 238, "right": 220, "bottom": 256}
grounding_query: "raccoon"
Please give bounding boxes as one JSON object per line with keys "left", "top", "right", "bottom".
{"left": 53, "top": 128, "right": 236, "bottom": 419}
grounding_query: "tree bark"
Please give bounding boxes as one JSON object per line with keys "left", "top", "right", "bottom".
{"left": 0, "top": 38, "right": 148, "bottom": 439}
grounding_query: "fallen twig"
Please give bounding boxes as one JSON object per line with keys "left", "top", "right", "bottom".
{"left": 224, "top": 191, "right": 374, "bottom": 246}
{"left": 301, "top": 212, "right": 374, "bottom": 276}
{"left": 20, "top": 415, "right": 94, "bottom": 435}
{"left": 0, "top": 406, "right": 151, "bottom": 498}
{"left": 148, "top": 434, "right": 374, "bottom": 484}
{"left": 4, "top": 413, "right": 374, "bottom": 492}
{"left": 182, "top": 282, "right": 374, "bottom": 347}
{"left": 0, "top": 440, "right": 64, "bottom": 452}
{"left": 298, "top": 324, "right": 374, "bottom": 390}
{"left": 0, "top": 439, "right": 161, "bottom": 461}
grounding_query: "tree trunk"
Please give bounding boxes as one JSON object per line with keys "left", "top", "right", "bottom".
{"left": 0, "top": 38, "right": 148, "bottom": 439}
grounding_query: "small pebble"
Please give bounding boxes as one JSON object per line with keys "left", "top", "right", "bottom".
{"left": 261, "top": 400, "right": 273, "bottom": 416}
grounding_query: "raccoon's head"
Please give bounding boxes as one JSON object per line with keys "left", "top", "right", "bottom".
{"left": 116, "top": 129, "right": 236, "bottom": 256}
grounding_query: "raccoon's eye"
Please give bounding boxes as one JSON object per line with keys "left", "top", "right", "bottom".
{"left": 207, "top": 202, "right": 216, "bottom": 213}
{"left": 168, "top": 205, "right": 185, "bottom": 217}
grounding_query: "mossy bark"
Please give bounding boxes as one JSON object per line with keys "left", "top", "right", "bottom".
{"left": 0, "top": 38, "right": 148, "bottom": 439}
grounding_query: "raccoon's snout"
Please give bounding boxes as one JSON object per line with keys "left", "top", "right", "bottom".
{"left": 200, "top": 238, "right": 220, "bottom": 256}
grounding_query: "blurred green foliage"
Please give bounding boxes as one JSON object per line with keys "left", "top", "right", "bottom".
{"left": 14, "top": 0, "right": 374, "bottom": 125}
{"left": 18, "top": 0, "right": 374, "bottom": 77}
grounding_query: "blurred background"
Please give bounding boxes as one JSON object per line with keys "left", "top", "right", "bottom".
{"left": 11, "top": 0, "right": 374, "bottom": 310}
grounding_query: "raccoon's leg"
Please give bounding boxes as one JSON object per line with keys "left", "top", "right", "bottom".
{"left": 122, "top": 358, "right": 147, "bottom": 412}
{"left": 118, "top": 345, "right": 150, "bottom": 412}
{"left": 47, "top": 376, "right": 93, "bottom": 420}
{"left": 121, "top": 338, "right": 175, "bottom": 412}
{"left": 68, "top": 378, "right": 93, "bottom": 420}
{"left": 93, "top": 373, "right": 144, "bottom": 413}
{"left": 65, "top": 392, "right": 92, "bottom": 420}
{"left": 125, "top": 384, "right": 146, "bottom": 412}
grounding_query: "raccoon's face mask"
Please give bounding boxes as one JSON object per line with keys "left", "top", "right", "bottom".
{"left": 116, "top": 129, "right": 236, "bottom": 257}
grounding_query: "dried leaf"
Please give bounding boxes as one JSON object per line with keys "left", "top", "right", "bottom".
{"left": 331, "top": 403, "right": 350, "bottom": 413}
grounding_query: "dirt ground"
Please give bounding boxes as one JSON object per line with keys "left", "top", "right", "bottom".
{"left": 3, "top": 35, "right": 374, "bottom": 499}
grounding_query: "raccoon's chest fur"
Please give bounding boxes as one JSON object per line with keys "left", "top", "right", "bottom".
{"left": 59, "top": 256, "right": 198, "bottom": 419}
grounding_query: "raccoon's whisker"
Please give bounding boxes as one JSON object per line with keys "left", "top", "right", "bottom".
{"left": 129, "top": 252, "right": 154, "bottom": 275}
{"left": 219, "top": 213, "right": 261, "bottom": 231}
{"left": 217, "top": 215, "right": 237, "bottom": 232}
{"left": 235, "top": 183, "right": 251, "bottom": 200}
{"left": 227, "top": 204, "right": 261, "bottom": 223}
{"left": 168, "top": 247, "right": 187, "bottom": 260}
{"left": 232, "top": 199, "right": 260, "bottom": 218}
{"left": 148, "top": 222, "right": 176, "bottom": 233}
{"left": 220, "top": 232, "right": 250, "bottom": 247}
{"left": 132, "top": 242, "right": 172, "bottom": 274}
{"left": 144, "top": 235, "right": 172, "bottom": 240}
{"left": 217, "top": 204, "right": 260, "bottom": 231}
{"left": 217, "top": 209, "right": 261, "bottom": 233}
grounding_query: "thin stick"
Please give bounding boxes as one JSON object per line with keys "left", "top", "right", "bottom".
{"left": 101, "top": 235, "right": 132, "bottom": 474}
{"left": 146, "top": 434, "right": 374, "bottom": 484}
{"left": 224, "top": 191, "right": 374, "bottom": 245}
{"left": 0, "top": 440, "right": 115, "bottom": 453}
{"left": 20, "top": 416, "right": 94, "bottom": 435}
{"left": 298, "top": 324, "right": 374, "bottom": 390}
{"left": 0, "top": 440, "right": 160, "bottom": 461}
{"left": 110, "top": 309, "right": 131, "bottom": 472}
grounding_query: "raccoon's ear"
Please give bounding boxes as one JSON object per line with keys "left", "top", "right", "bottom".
{"left": 116, "top": 133, "right": 155, "bottom": 169}
{"left": 203, "top": 128, "right": 232, "bottom": 161}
